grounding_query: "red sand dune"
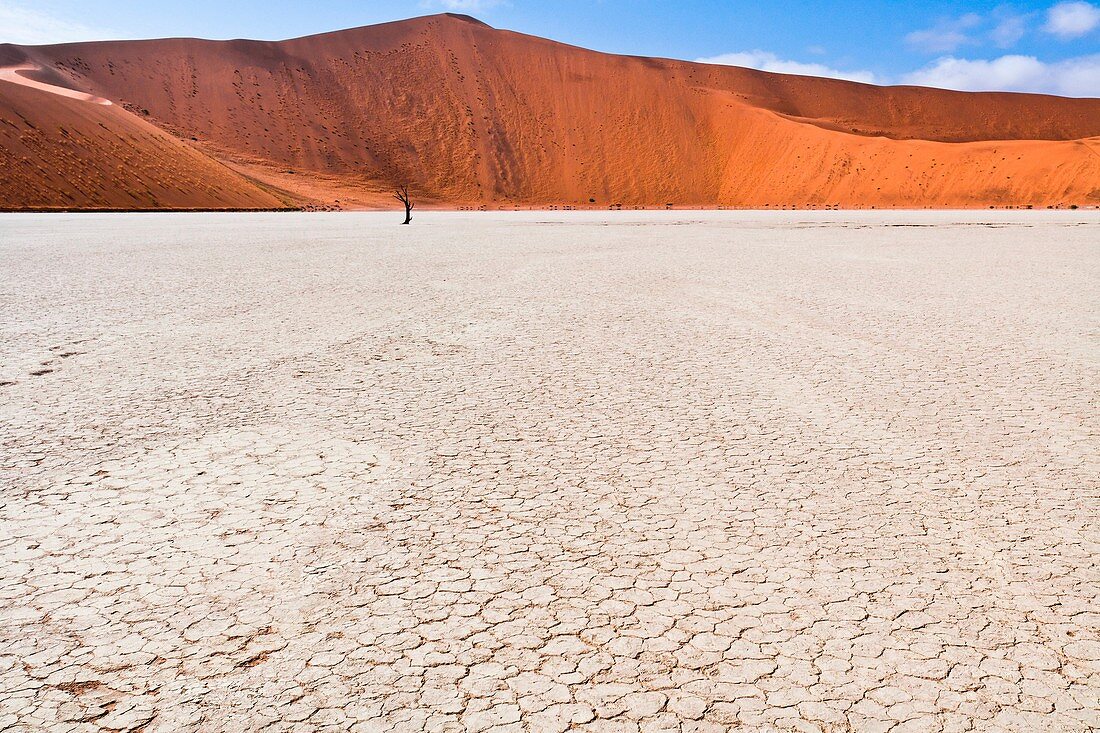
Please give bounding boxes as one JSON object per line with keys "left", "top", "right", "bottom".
{"left": 0, "top": 81, "right": 287, "bottom": 210}
{"left": 3, "top": 13, "right": 1100, "bottom": 210}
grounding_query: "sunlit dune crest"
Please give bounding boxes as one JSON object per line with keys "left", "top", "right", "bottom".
{"left": 0, "top": 63, "right": 112, "bottom": 106}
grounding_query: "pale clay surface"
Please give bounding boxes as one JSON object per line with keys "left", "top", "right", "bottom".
{"left": 1, "top": 211, "right": 1098, "bottom": 733}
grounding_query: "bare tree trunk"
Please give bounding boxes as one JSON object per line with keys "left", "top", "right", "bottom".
{"left": 394, "top": 186, "right": 413, "bottom": 225}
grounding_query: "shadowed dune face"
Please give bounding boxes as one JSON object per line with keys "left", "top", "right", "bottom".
{"left": 3, "top": 13, "right": 1100, "bottom": 210}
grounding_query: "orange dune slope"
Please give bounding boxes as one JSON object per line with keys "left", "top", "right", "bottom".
{"left": 0, "top": 55, "right": 289, "bottom": 210}
{"left": 3, "top": 13, "right": 1100, "bottom": 210}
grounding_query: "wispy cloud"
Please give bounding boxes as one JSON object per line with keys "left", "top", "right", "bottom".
{"left": 0, "top": 1, "right": 111, "bottom": 45}
{"left": 903, "top": 53, "right": 1100, "bottom": 97}
{"left": 422, "top": 0, "right": 506, "bottom": 12}
{"left": 905, "top": 14, "right": 983, "bottom": 54}
{"left": 989, "top": 10, "right": 1030, "bottom": 48}
{"left": 1044, "top": 1, "right": 1100, "bottom": 38}
{"left": 695, "top": 50, "right": 877, "bottom": 84}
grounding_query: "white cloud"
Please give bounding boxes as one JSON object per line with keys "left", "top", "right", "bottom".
{"left": 696, "top": 45, "right": 1100, "bottom": 98}
{"left": 0, "top": 1, "right": 111, "bottom": 45}
{"left": 905, "top": 14, "right": 983, "bottom": 53}
{"left": 1044, "top": 1, "right": 1100, "bottom": 38}
{"left": 695, "top": 50, "right": 877, "bottom": 84}
{"left": 903, "top": 53, "right": 1100, "bottom": 97}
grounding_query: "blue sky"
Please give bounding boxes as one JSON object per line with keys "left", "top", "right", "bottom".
{"left": 1, "top": 0, "right": 1097, "bottom": 95}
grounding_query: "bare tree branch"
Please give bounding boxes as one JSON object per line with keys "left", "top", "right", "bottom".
{"left": 394, "top": 185, "right": 413, "bottom": 224}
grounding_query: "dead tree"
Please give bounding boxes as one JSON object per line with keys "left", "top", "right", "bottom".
{"left": 394, "top": 186, "right": 413, "bottom": 225}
